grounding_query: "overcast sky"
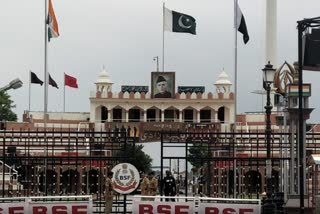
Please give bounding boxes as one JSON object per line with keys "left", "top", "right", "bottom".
{"left": 1, "top": 0, "right": 320, "bottom": 122}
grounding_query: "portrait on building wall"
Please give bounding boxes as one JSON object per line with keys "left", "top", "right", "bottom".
{"left": 151, "top": 72, "right": 175, "bottom": 98}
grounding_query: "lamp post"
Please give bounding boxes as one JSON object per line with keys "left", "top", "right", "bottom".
{"left": 0, "top": 78, "right": 23, "bottom": 129}
{"left": 0, "top": 78, "right": 23, "bottom": 92}
{"left": 262, "top": 61, "right": 276, "bottom": 213}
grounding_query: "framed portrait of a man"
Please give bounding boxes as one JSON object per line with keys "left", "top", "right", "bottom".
{"left": 151, "top": 72, "right": 175, "bottom": 98}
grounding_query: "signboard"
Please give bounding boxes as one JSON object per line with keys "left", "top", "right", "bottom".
{"left": 132, "top": 201, "right": 259, "bottom": 214}
{"left": 199, "top": 202, "right": 260, "bottom": 214}
{"left": 112, "top": 163, "right": 140, "bottom": 194}
{"left": 0, "top": 197, "right": 92, "bottom": 214}
{"left": 121, "top": 85, "right": 148, "bottom": 93}
{"left": 132, "top": 201, "right": 194, "bottom": 214}
{"left": 178, "top": 86, "right": 205, "bottom": 94}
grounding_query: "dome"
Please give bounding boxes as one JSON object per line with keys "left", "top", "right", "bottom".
{"left": 96, "top": 66, "right": 113, "bottom": 84}
{"left": 215, "top": 70, "right": 232, "bottom": 85}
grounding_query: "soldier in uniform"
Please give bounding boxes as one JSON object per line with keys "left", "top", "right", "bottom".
{"left": 140, "top": 172, "right": 149, "bottom": 200}
{"left": 105, "top": 171, "right": 114, "bottom": 214}
{"left": 163, "top": 170, "right": 176, "bottom": 201}
{"left": 147, "top": 171, "right": 158, "bottom": 201}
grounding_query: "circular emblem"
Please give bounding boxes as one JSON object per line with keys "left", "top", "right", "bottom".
{"left": 111, "top": 163, "right": 140, "bottom": 194}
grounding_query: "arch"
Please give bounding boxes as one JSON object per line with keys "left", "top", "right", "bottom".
{"left": 112, "top": 106, "right": 125, "bottom": 122}
{"left": 183, "top": 106, "right": 196, "bottom": 123}
{"left": 200, "top": 106, "right": 214, "bottom": 123}
{"left": 95, "top": 105, "right": 107, "bottom": 122}
{"left": 218, "top": 107, "right": 225, "bottom": 123}
{"left": 244, "top": 170, "right": 262, "bottom": 194}
{"left": 16, "top": 165, "right": 33, "bottom": 190}
{"left": 83, "top": 169, "right": 99, "bottom": 194}
{"left": 129, "top": 106, "right": 143, "bottom": 122}
{"left": 146, "top": 106, "right": 161, "bottom": 122}
{"left": 61, "top": 169, "right": 80, "bottom": 194}
{"left": 227, "top": 170, "right": 239, "bottom": 195}
{"left": 164, "top": 106, "right": 179, "bottom": 122}
{"left": 39, "top": 170, "right": 57, "bottom": 194}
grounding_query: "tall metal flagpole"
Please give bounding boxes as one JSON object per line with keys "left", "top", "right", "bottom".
{"left": 162, "top": 2, "right": 165, "bottom": 72}
{"left": 44, "top": 0, "right": 48, "bottom": 195}
{"left": 233, "top": 0, "right": 238, "bottom": 198}
{"left": 63, "top": 73, "right": 65, "bottom": 112}
{"left": 44, "top": 0, "right": 48, "bottom": 127}
{"left": 29, "top": 70, "right": 31, "bottom": 112}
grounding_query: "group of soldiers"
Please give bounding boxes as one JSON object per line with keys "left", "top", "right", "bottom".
{"left": 141, "top": 170, "right": 177, "bottom": 201}
{"left": 104, "top": 170, "right": 177, "bottom": 213}
{"left": 140, "top": 171, "right": 158, "bottom": 200}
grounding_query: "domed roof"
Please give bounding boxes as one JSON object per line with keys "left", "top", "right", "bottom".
{"left": 96, "top": 66, "right": 113, "bottom": 84}
{"left": 215, "top": 69, "right": 232, "bottom": 85}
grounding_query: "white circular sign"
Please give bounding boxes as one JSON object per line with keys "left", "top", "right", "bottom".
{"left": 111, "top": 163, "right": 140, "bottom": 194}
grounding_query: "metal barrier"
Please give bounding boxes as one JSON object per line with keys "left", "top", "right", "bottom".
{"left": 1, "top": 129, "right": 320, "bottom": 213}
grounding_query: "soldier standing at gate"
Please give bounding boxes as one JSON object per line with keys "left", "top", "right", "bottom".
{"left": 140, "top": 172, "right": 149, "bottom": 200}
{"left": 105, "top": 171, "right": 114, "bottom": 214}
{"left": 163, "top": 170, "right": 176, "bottom": 201}
{"left": 147, "top": 171, "right": 158, "bottom": 201}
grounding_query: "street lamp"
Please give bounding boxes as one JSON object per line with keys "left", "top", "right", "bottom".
{"left": 0, "top": 78, "right": 23, "bottom": 92}
{"left": 0, "top": 78, "right": 23, "bottom": 129}
{"left": 262, "top": 61, "right": 276, "bottom": 213}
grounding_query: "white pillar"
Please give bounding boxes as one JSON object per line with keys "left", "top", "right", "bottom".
{"left": 125, "top": 110, "right": 129, "bottom": 122}
{"left": 197, "top": 111, "right": 200, "bottom": 123}
{"left": 265, "top": 0, "right": 277, "bottom": 66}
{"left": 179, "top": 111, "right": 183, "bottom": 122}
{"left": 143, "top": 110, "right": 147, "bottom": 122}
{"left": 161, "top": 110, "right": 165, "bottom": 122}
{"left": 107, "top": 110, "right": 112, "bottom": 122}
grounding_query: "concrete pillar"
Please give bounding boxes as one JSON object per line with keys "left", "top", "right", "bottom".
{"left": 265, "top": 0, "right": 277, "bottom": 66}
{"left": 143, "top": 110, "right": 147, "bottom": 122}
{"left": 161, "top": 110, "right": 165, "bottom": 122}
{"left": 179, "top": 111, "right": 183, "bottom": 122}
{"left": 107, "top": 110, "right": 112, "bottom": 122}
{"left": 125, "top": 110, "right": 129, "bottom": 122}
{"left": 197, "top": 110, "right": 200, "bottom": 123}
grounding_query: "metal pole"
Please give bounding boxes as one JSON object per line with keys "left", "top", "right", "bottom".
{"left": 162, "top": 3, "right": 165, "bottom": 72}
{"left": 265, "top": 83, "right": 272, "bottom": 198}
{"left": 233, "top": 0, "right": 238, "bottom": 198}
{"left": 297, "top": 21, "right": 305, "bottom": 214}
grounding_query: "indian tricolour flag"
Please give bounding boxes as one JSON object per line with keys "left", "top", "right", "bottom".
{"left": 47, "top": 0, "right": 59, "bottom": 41}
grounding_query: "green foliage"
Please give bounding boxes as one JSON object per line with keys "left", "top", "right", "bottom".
{"left": 116, "top": 143, "right": 152, "bottom": 173}
{"left": 188, "top": 142, "right": 209, "bottom": 169}
{"left": 0, "top": 91, "right": 17, "bottom": 121}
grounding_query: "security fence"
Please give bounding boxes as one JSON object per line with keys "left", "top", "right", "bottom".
{"left": 1, "top": 129, "right": 320, "bottom": 213}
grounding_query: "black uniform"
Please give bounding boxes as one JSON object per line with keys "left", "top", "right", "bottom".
{"left": 163, "top": 174, "right": 176, "bottom": 201}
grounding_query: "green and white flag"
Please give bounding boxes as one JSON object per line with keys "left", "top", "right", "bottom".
{"left": 164, "top": 7, "right": 196, "bottom": 35}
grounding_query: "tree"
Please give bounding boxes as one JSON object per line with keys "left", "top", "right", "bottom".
{"left": 116, "top": 143, "right": 152, "bottom": 173}
{"left": 0, "top": 91, "right": 17, "bottom": 122}
{"left": 188, "top": 142, "right": 209, "bottom": 169}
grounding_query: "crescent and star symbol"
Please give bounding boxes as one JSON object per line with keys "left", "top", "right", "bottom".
{"left": 178, "top": 15, "right": 193, "bottom": 29}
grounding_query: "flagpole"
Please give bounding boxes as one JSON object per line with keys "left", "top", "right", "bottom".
{"left": 29, "top": 70, "right": 31, "bottom": 112}
{"left": 233, "top": 0, "right": 238, "bottom": 199}
{"left": 44, "top": 0, "right": 48, "bottom": 127}
{"left": 162, "top": 2, "right": 165, "bottom": 72}
{"left": 63, "top": 73, "right": 65, "bottom": 112}
{"left": 44, "top": 0, "right": 48, "bottom": 196}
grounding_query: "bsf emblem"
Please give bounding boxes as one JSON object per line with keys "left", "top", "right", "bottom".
{"left": 111, "top": 163, "right": 140, "bottom": 194}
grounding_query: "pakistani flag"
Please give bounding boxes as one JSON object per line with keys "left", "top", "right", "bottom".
{"left": 236, "top": 2, "right": 249, "bottom": 44}
{"left": 164, "top": 7, "right": 196, "bottom": 35}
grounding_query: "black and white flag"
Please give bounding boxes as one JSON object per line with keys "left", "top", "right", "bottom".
{"left": 164, "top": 7, "right": 196, "bottom": 35}
{"left": 236, "top": 3, "right": 249, "bottom": 44}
